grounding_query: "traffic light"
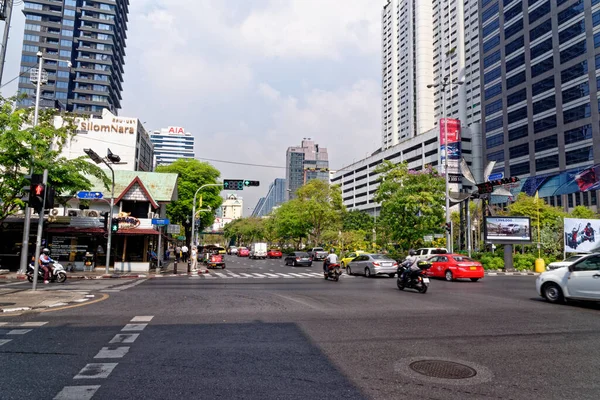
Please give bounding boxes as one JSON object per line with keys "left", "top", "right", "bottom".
{"left": 21, "top": 174, "right": 42, "bottom": 206}
{"left": 243, "top": 180, "right": 260, "bottom": 187}
{"left": 223, "top": 179, "right": 244, "bottom": 190}
{"left": 111, "top": 219, "right": 119, "bottom": 233}
{"left": 103, "top": 212, "right": 110, "bottom": 232}
{"left": 476, "top": 176, "right": 520, "bottom": 194}
{"left": 45, "top": 186, "right": 55, "bottom": 210}
{"left": 445, "top": 223, "right": 451, "bottom": 233}
{"left": 30, "top": 182, "right": 46, "bottom": 213}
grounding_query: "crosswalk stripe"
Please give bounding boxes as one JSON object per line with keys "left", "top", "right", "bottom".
{"left": 240, "top": 273, "right": 256, "bottom": 278}
{"left": 287, "top": 273, "right": 308, "bottom": 278}
{"left": 7, "top": 329, "right": 32, "bottom": 335}
{"left": 121, "top": 324, "right": 147, "bottom": 332}
{"left": 21, "top": 322, "right": 48, "bottom": 327}
{"left": 264, "top": 273, "right": 279, "bottom": 278}
{"left": 131, "top": 316, "right": 153, "bottom": 322}
{"left": 0, "top": 339, "right": 12, "bottom": 346}
{"left": 275, "top": 273, "right": 294, "bottom": 278}
{"left": 298, "top": 273, "right": 318, "bottom": 278}
{"left": 94, "top": 347, "right": 130, "bottom": 359}
{"left": 73, "top": 363, "right": 118, "bottom": 379}
{"left": 214, "top": 272, "right": 232, "bottom": 278}
{"left": 251, "top": 273, "right": 266, "bottom": 278}
{"left": 226, "top": 272, "right": 244, "bottom": 278}
{"left": 109, "top": 334, "right": 139, "bottom": 344}
{"left": 54, "top": 385, "right": 101, "bottom": 400}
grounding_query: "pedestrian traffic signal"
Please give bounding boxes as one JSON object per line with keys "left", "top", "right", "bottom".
{"left": 45, "top": 186, "right": 55, "bottom": 210}
{"left": 111, "top": 219, "right": 119, "bottom": 233}
{"left": 21, "top": 174, "right": 42, "bottom": 206}
{"left": 30, "top": 182, "right": 45, "bottom": 213}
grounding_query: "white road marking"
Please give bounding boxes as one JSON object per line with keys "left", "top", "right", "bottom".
{"left": 240, "top": 273, "right": 257, "bottom": 278}
{"left": 72, "top": 298, "right": 89, "bottom": 303}
{"left": 7, "top": 329, "right": 32, "bottom": 335}
{"left": 298, "top": 273, "right": 318, "bottom": 278}
{"left": 121, "top": 323, "right": 147, "bottom": 331}
{"left": 74, "top": 363, "right": 118, "bottom": 379}
{"left": 21, "top": 322, "right": 48, "bottom": 327}
{"left": 226, "top": 272, "right": 243, "bottom": 278}
{"left": 288, "top": 273, "right": 309, "bottom": 278}
{"left": 94, "top": 347, "right": 130, "bottom": 359}
{"left": 275, "top": 273, "right": 294, "bottom": 278}
{"left": 0, "top": 339, "right": 12, "bottom": 346}
{"left": 309, "top": 273, "right": 324, "bottom": 277}
{"left": 131, "top": 316, "right": 154, "bottom": 322}
{"left": 264, "top": 273, "right": 279, "bottom": 278}
{"left": 251, "top": 273, "right": 267, "bottom": 278}
{"left": 214, "top": 272, "right": 232, "bottom": 278}
{"left": 48, "top": 303, "right": 69, "bottom": 308}
{"left": 202, "top": 274, "right": 217, "bottom": 279}
{"left": 53, "top": 385, "right": 101, "bottom": 400}
{"left": 0, "top": 322, "right": 6, "bottom": 326}
{"left": 109, "top": 333, "right": 139, "bottom": 344}
{"left": 85, "top": 295, "right": 95, "bottom": 298}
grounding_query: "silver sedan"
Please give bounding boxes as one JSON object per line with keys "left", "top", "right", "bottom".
{"left": 346, "top": 254, "right": 398, "bottom": 278}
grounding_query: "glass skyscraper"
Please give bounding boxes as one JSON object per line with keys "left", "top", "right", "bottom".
{"left": 18, "top": 0, "right": 129, "bottom": 115}
{"left": 252, "top": 178, "right": 287, "bottom": 217}
{"left": 285, "top": 139, "right": 329, "bottom": 200}
{"left": 150, "top": 126, "right": 195, "bottom": 166}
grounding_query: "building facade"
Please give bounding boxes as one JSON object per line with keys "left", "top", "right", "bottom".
{"left": 285, "top": 138, "right": 329, "bottom": 199}
{"left": 252, "top": 178, "right": 286, "bottom": 217}
{"left": 150, "top": 126, "right": 195, "bottom": 166}
{"left": 58, "top": 109, "right": 154, "bottom": 172}
{"left": 18, "top": 0, "right": 129, "bottom": 116}
{"left": 480, "top": 0, "right": 600, "bottom": 210}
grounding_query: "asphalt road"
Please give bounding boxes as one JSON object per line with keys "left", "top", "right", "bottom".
{"left": 1, "top": 255, "right": 599, "bottom": 400}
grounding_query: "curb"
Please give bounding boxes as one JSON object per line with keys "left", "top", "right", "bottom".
{"left": 3, "top": 272, "right": 211, "bottom": 282}
{"left": 0, "top": 295, "right": 96, "bottom": 314}
{"left": 485, "top": 272, "right": 539, "bottom": 276}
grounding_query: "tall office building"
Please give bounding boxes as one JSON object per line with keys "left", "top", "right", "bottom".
{"left": 17, "top": 0, "right": 129, "bottom": 116}
{"left": 252, "top": 178, "right": 287, "bottom": 217}
{"left": 381, "top": 0, "right": 483, "bottom": 179}
{"left": 480, "top": 0, "right": 600, "bottom": 210}
{"left": 285, "top": 138, "right": 329, "bottom": 199}
{"left": 150, "top": 126, "right": 195, "bottom": 166}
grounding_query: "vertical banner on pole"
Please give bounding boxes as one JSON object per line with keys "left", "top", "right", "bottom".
{"left": 439, "top": 118, "right": 462, "bottom": 184}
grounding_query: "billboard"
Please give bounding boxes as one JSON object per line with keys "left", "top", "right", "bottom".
{"left": 440, "top": 118, "right": 461, "bottom": 183}
{"left": 564, "top": 218, "right": 600, "bottom": 253}
{"left": 484, "top": 216, "right": 532, "bottom": 243}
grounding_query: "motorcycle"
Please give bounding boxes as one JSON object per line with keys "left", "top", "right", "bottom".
{"left": 26, "top": 262, "right": 67, "bottom": 283}
{"left": 396, "top": 261, "right": 431, "bottom": 293}
{"left": 324, "top": 262, "right": 342, "bottom": 281}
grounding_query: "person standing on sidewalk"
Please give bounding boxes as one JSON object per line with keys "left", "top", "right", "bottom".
{"left": 191, "top": 246, "right": 198, "bottom": 272}
{"left": 175, "top": 245, "right": 181, "bottom": 262}
{"left": 182, "top": 244, "right": 189, "bottom": 263}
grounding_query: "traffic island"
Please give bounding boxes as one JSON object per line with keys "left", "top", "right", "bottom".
{"left": 0, "top": 290, "right": 93, "bottom": 313}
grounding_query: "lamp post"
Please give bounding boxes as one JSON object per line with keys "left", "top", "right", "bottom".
{"left": 84, "top": 148, "right": 121, "bottom": 274}
{"left": 19, "top": 52, "right": 73, "bottom": 274}
{"left": 191, "top": 184, "right": 222, "bottom": 246}
{"left": 427, "top": 77, "right": 463, "bottom": 253}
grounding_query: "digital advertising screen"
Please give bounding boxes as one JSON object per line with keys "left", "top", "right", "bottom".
{"left": 484, "top": 216, "right": 532, "bottom": 243}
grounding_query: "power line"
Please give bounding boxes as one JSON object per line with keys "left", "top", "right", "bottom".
{"left": 195, "top": 156, "right": 286, "bottom": 169}
{"left": 0, "top": 65, "right": 32, "bottom": 89}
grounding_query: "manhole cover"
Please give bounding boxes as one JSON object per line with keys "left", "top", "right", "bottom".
{"left": 0, "top": 302, "right": 16, "bottom": 306}
{"left": 409, "top": 360, "right": 477, "bottom": 380}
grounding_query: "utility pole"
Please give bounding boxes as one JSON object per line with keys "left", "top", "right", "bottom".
{"left": 0, "top": 0, "right": 13, "bottom": 86}
{"left": 31, "top": 169, "right": 47, "bottom": 291}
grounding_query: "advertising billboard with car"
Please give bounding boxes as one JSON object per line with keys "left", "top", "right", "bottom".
{"left": 564, "top": 217, "right": 600, "bottom": 253}
{"left": 484, "top": 217, "right": 531, "bottom": 243}
{"left": 439, "top": 118, "right": 461, "bottom": 183}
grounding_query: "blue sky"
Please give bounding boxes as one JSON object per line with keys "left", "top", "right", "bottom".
{"left": 1, "top": 0, "right": 385, "bottom": 211}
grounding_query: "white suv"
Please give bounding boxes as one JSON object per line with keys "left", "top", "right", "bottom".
{"left": 415, "top": 248, "right": 448, "bottom": 261}
{"left": 536, "top": 253, "right": 600, "bottom": 303}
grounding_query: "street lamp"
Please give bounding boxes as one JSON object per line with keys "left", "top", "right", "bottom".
{"left": 84, "top": 148, "right": 120, "bottom": 274}
{"left": 427, "top": 76, "right": 464, "bottom": 253}
{"left": 191, "top": 184, "right": 222, "bottom": 246}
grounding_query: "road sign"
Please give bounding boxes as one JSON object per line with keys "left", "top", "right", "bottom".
{"left": 151, "top": 218, "right": 170, "bottom": 225}
{"left": 167, "top": 224, "right": 180, "bottom": 234}
{"left": 223, "top": 179, "right": 260, "bottom": 190}
{"left": 488, "top": 172, "right": 504, "bottom": 181}
{"left": 77, "top": 191, "right": 104, "bottom": 199}
{"left": 243, "top": 180, "right": 259, "bottom": 187}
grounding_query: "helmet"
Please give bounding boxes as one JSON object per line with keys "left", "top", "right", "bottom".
{"left": 408, "top": 249, "right": 416, "bottom": 256}
{"left": 42, "top": 248, "right": 51, "bottom": 255}
{"left": 330, "top": 248, "right": 335, "bottom": 254}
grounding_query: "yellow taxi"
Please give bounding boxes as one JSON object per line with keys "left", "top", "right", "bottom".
{"left": 340, "top": 251, "right": 367, "bottom": 268}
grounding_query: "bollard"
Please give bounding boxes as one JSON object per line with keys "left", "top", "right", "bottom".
{"left": 535, "top": 258, "right": 546, "bottom": 273}
{"left": 173, "top": 261, "right": 177, "bottom": 275}
{"left": 187, "top": 260, "right": 191, "bottom": 274}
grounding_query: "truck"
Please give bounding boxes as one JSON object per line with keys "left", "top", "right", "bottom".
{"left": 308, "top": 247, "right": 328, "bottom": 261}
{"left": 249, "top": 242, "right": 268, "bottom": 259}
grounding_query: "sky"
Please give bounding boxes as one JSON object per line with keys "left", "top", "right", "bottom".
{"left": 0, "top": 0, "right": 385, "bottom": 214}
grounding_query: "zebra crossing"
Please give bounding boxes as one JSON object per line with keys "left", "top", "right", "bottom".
{"left": 189, "top": 271, "right": 355, "bottom": 280}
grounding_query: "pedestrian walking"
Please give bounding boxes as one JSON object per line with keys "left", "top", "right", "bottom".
{"left": 191, "top": 246, "right": 198, "bottom": 272}
{"left": 182, "top": 244, "right": 189, "bottom": 263}
{"left": 175, "top": 245, "right": 181, "bottom": 262}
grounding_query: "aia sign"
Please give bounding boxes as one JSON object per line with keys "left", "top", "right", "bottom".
{"left": 167, "top": 126, "right": 185, "bottom": 134}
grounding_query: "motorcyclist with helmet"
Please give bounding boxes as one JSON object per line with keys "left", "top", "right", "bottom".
{"left": 324, "top": 248, "right": 338, "bottom": 275}
{"left": 39, "top": 248, "right": 55, "bottom": 284}
{"left": 400, "top": 249, "right": 420, "bottom": 283}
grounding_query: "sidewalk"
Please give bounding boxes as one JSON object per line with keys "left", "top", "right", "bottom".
{"left": 0, "top": 288, "right": 92, "bottom": 313}
{"left": 0, "top": 260, "right": 210, "bottom": 282}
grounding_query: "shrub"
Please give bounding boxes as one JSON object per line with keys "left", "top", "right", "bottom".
{"left": 513, "top": 253, "right": 536, "bottom": 271}
{"left": 479, "top": 254, "right": 504, "bottom": 270}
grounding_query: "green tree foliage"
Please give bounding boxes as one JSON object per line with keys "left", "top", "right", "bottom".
{"left": 155, "top": 159, "right": 222, "bottom": 239}
{"left": 271, "top": 200, "right": 311, "bottom": 248}
{"left": 295, "top": 179, "right": 344, "bottom": 245}
{"left": 0, "top": 96, "right": 109, "bottom": 222}
{"left": 342, "top": 209, "right": 374, "bottom": 232}
{"left": 373, "top": 161, "right": 446, "bottom": 250}
{"left": 570, "top": 205, "right": 598, "bottom": 219}
{"left": 222, "top": 217, "right": 264, "bottom": 245}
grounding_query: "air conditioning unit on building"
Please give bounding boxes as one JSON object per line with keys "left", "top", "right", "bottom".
{"left": 84, "top": 210, "right": 100, "bottom": 218}
{"left": 147, "top": 212, "right": 159, "bottom": 219}
{"left": 67, "top": 209, "right": 81, "bottom": 217}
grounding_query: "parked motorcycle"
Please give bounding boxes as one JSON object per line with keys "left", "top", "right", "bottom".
{"left": 26, "top": 263, "right": 67, "bottom": 283}
{"left": 324, "top": 262, "right": 342, "bottom": 281}
{"left": 396, "top": 261, "right": 431, "bottom": 293}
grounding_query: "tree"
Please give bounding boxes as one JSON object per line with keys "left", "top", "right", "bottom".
{"left": 0, "top": 96, "right": 109, "bottom": 222}
{"left": 570, "top": 205, "right": 598, "bottom": 219}
{"left": 342, "top": 209, "right": 374, "bottom": 232}
{"left": 271, "top": 200, "right": 311, "bottom": 248}
{"left": 373, "top": 161, "right": 446, "bottom": 251}
{"left": 295, "top": 179, "right": 344, "bottom": 245}
{"left": 156, "top": 159, "right": 222, "bottom": 242}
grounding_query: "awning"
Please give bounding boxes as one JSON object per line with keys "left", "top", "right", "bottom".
{"left": 46, "top": 227, "right": 159, "bottom": 235}
{"left": 115, "top": 229, "right": 159, "bottom": 236}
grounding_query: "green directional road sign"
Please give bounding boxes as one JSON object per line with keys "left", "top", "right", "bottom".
{"left": 243, "top": 180, "right": 259, "bottom": 187}
{"left": 224, "top": 179, "right": 260, "bottom": 190}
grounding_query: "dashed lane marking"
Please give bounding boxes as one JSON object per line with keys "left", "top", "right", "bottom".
{"left": 131, "top": 316, "right": 154, "bottom": 322}
{"left": 53, "top": 385, "right": 101, "bottom": 400}
{"left": 109, "top": 333, "right": 139, "bottom": 344}
{"left": 21, "top": 322, "right": 48, "bottom": 327}
{"left": 73, "top": 363, "right": 118, "bottom": 379}
{"left": 94, "top": 347, "right": 130, "bottom": 359}
{"left": 121, "top": 323, "right": 147, "bottom": 332}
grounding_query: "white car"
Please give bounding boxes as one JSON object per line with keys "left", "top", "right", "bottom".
{"left": 546, "top": 254, "right": 587, "bottom": 270}
{"left": 415, "top": 247, "right": 448, "bottom": 261}
{"left": 536, "top": 253, "right": 600, "bottom": 303}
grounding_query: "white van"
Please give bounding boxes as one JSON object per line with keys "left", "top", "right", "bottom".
{"left": 250, "top": 243, "right": 268, "bottom": 259}
{"left": 416, "top": 248, "right": 448, "bottom": 261}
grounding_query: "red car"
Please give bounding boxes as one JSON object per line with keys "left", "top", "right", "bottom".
{"left": 426, "top": 254, "right": 484, "bottom": 282}
{"left": 237, "top": 247, "right": 250, "bottom": 257}
{"left": 267, "top": 249, "right": 282, "bottom": 259}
